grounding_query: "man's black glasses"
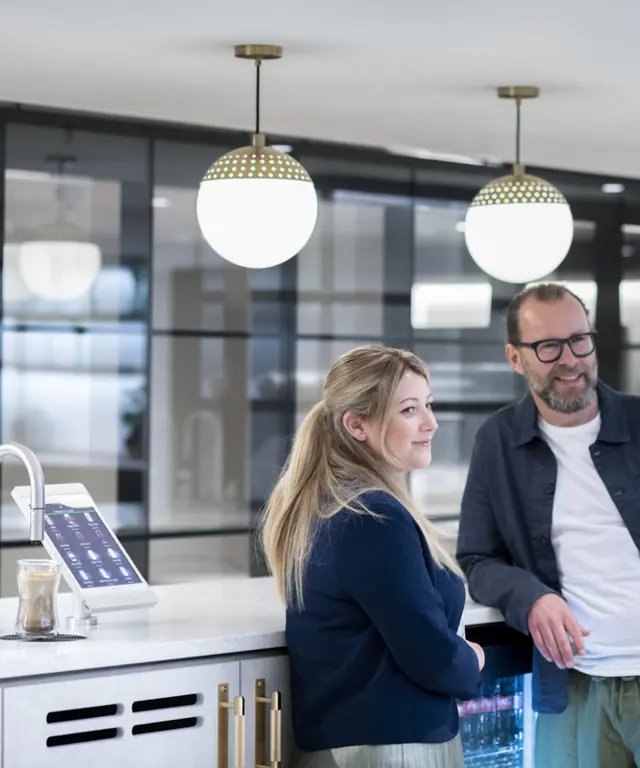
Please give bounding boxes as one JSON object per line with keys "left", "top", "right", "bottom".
{"left": 514, "top": 332, "right": 597, "bottom": 364}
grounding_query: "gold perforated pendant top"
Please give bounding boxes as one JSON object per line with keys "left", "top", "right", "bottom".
{"left": 470, "top": 173, "right": 568, "bottom": 208}
{"left": 202, "top": 145, "right": 312, "bottom": 184}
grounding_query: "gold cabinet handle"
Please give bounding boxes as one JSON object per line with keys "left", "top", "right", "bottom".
{"left": 255, "top": 679, "right": 282, "bottom": 768}
{"left": 219, "top": 683, "right": 246, "bottom": 768}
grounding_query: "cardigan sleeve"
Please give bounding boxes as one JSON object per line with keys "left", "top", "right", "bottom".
{"left": 336, "top": 494, "right": 481, "bottom": 700}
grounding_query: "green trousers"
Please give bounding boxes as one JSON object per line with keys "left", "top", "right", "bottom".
{"left": 535, "top": 671, "right": 640, "bottom": 768}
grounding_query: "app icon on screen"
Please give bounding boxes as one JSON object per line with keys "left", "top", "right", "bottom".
{"left": 67, "top": 551, "right": 77, "bottom": 562}
{"left": 75, "top": 531, "right": 84, "bottom": 540}
{"left": 107, "top": 548, "right": 120, "bottom": 560}
{"left": 87, "top": 550, "right": 99, "bottom": 561}
{"left": 119, "top": 566, "right": 130, "bottom": 577}
{"left": 45, "top": 515, "right": 52, "bottom": 525}
{"left": 99, "top": 568, "right": 111, "bottom": 579}
{"left": 79, "top": 570, "right": 90, "bottom": 581}
{"left": 84, "top": 512, "right": 94, "bottom": 522}
{"left": 55, "top": 532, "right": 63, "bottom": 541}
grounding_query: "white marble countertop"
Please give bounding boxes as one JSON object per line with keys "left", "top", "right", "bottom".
{"left": 0, "top": 576, "right": 503, "bottom": 682}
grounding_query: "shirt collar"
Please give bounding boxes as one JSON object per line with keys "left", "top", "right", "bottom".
{"left": 511, "top": 380, "right": 629, "bottom": 447}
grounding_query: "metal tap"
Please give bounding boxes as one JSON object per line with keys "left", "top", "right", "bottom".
{"left": 0, "top": 443, "right": 45, "bottom": 541}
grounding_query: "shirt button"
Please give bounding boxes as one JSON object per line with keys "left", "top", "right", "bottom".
{"left": 545, "top": 484, "right": 555, "bottom": 495}
{"left": 593, "top": 449, "right": 601, "bottom": 458}
{"left": 539, "top": 533, "right": 551, "bottom": 545}
{"left": 615, "top": 489, "right": 625, "bottom": 498}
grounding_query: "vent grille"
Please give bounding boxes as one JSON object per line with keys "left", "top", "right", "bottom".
{"left": 132, "top": 693, "right": 200, "bottom": 713}
{"left": 42, "top": 689, "right": 204, "bottom": 748}
{"left": 47, "top": 704, "right": 121, "bottom": 724}
{"left": 47, "top": 728, "right": 123, "bottom": 748}
{"left": 132, "top": 717, "right": 201, "bottom": 736}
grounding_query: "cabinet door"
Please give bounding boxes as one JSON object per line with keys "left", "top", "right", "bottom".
{"left": 240, "top": 654, "right": 295, "bottom": 768}
{"left": 3, "top": 659, "right": 241, "bottom": 768}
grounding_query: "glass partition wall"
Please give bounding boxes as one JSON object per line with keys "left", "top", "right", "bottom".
{"left": 0, "top": 121, "right": 151, "bottom": 591}
{"left": 0, "top": 106, "right": 635, "bottom": 591}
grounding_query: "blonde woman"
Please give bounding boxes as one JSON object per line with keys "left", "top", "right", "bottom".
{"left": 262, "top": 345, "right": 484, "bottom": 768}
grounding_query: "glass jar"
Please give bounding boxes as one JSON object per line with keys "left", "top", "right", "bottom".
{"left": 15, "top": 559, "right": 60, "bottom": 638}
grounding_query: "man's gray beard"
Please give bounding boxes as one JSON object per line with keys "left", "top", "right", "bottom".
{"left": 526, "top": 366, "right": 598, "bottom": 414}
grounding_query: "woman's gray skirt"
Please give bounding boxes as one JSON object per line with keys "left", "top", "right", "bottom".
{"left": 294, "top": 735, "right": 465, "bottom": 768}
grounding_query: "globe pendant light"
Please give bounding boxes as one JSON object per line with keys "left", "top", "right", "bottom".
{"left": 17, "top": 153, "right": 102, "bottom": 301}
{"left": 464, "top": 86, "right": 573, "bottom": 284}
{"left": 196, "top": 44, "right": 318, "bottom": 269}
{"left": 19, "top": 228, "right": 101, "bottom": 302}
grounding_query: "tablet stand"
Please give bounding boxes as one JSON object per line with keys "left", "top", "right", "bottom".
{"left": 66, "top": 597, "right": 99, "bottom": 635}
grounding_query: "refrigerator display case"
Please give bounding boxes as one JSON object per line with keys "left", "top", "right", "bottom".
{"left": 462, "top": 621, "right": 535, "bottom": 766}
{"left": 459, "top": 674, "right": 534, "bottom": 767}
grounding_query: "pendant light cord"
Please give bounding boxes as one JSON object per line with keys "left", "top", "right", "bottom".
{"left": 515, "top": 97, "right": 521, "bottom": 166}
{"left": 255, "top": 58, "right": 262, "bottom": 135}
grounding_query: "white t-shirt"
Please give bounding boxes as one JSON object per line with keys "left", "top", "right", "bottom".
{"left": 539, "top": 413, "right": 640, "bottom": 676}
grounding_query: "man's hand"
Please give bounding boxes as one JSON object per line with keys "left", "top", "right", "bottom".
{"left": 466, "top": 640, "right": 485, "bottom": 671}
{"left": 528, "top": 594, "right": 590, "bottom": 668}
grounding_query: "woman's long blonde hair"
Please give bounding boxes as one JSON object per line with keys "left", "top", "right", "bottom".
{"left": 260, "top": 345, "right": 461, "bottom": 609}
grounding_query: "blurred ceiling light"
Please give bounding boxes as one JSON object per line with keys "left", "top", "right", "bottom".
{"left": 621, "top": 280, "right": 640, "bottom": 329}
{"left": 621, "top": 280, "right": 640, "bottom": 298}
{"left": 5, "top": 169, "right": 52, "bottom": 183}
{"left": 5, "top": 169, "right": 90, "bottom": 186}
{"left": 602, "top": 183, "right": 625, "bottom": 194}
{"left": 574, "top": 220, "right": 596, "bottom": 232}
{"left": 411, "top": 282, "right": 492, "bottom": 329}
{"left": 333, "top": 189, "right": 411, "bottom": 206}
{"left": 152, "top": 196, "right": 171, "bottom": 208}
{"left": 387, "top": 145, "right": 485, "bottom": 166}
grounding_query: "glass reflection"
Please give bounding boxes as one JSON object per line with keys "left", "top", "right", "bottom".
{"left": 1, "top": 124, "right": 149, "bottom": 541}
{"left": 411, "top": 282, "right": 492, "bottom": 329}
{"left": 296, "top": 196, "right": 387, "bottom": 337}
{"left": 150, "top": 336, "right": 251, "bottom": 533}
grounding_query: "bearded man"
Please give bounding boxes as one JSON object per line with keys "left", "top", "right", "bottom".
{"left": 457, "top": 282, "right": 640, "bottom": 768}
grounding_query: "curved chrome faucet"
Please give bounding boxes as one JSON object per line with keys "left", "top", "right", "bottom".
{"left": 0, "top": 443, "right": 45, "bottom": 541}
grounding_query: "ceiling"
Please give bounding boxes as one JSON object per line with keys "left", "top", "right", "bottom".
{"left": 2, "top": 0, "right": 639, "bottom": 180}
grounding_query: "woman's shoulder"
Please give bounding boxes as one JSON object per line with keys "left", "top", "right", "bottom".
{"left": 328, "top": 490, "right": 416, "bottom": 538}
{"left": 355, "top": 489, "right": 412, "bottom": 518}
